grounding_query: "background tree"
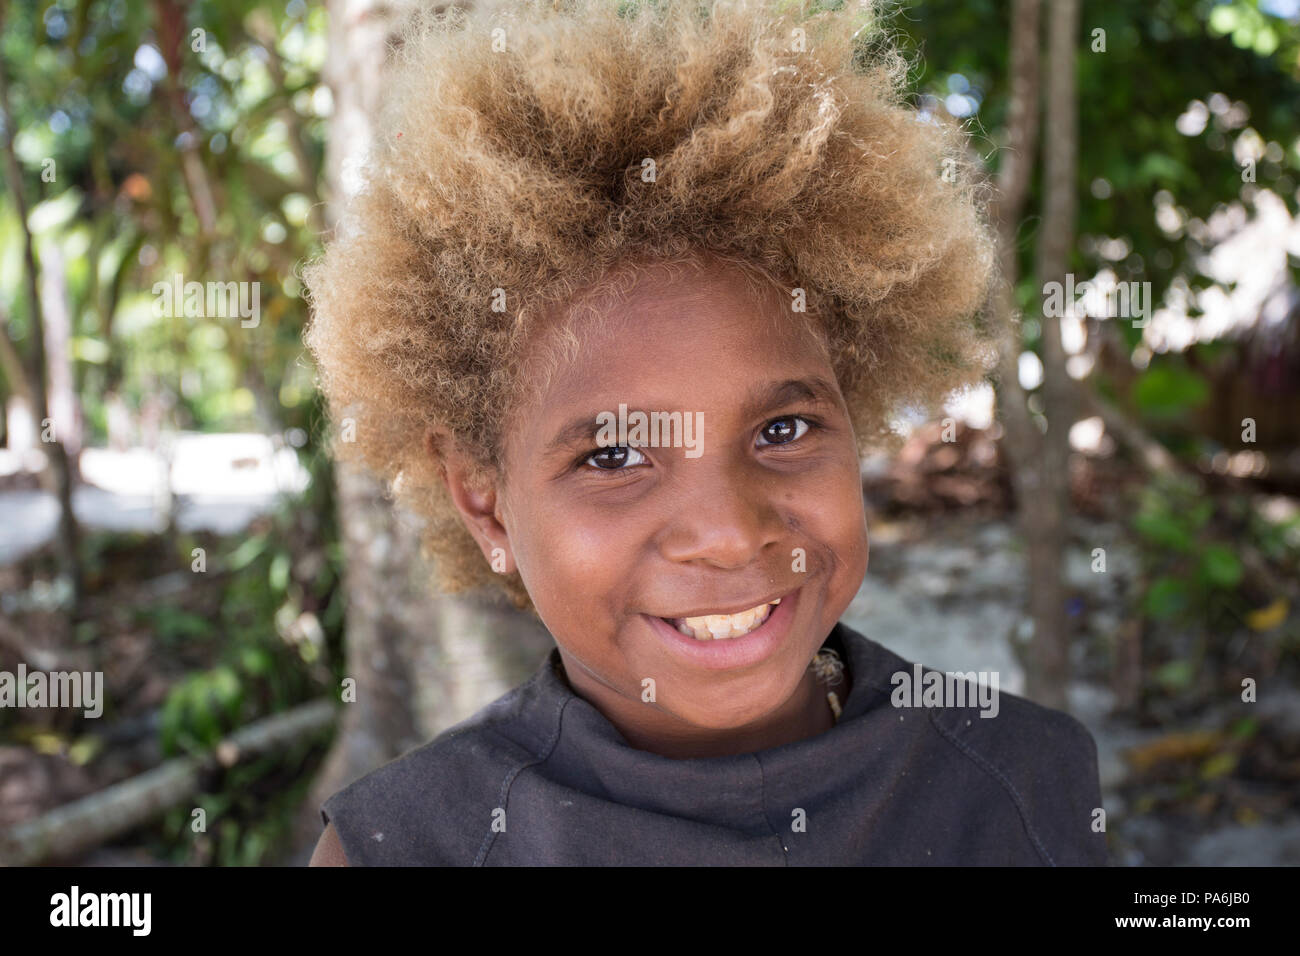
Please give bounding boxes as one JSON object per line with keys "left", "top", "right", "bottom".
{"left": 294, "top": 0, "right": 553, "bottom": 855}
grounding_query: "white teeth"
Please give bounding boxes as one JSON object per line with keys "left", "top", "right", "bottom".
{"left": 669, "top": 601, "right": 778, "bottom": 641}
{"left": 707, "top": 617, "right": 734, "bottom": 639}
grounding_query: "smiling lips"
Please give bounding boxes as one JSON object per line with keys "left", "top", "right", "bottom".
{"left": 666, "top": 598, "right": 782, "bottom": 641}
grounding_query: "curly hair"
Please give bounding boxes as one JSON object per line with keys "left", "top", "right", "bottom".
{"left": 302, "top": 0, "right": 998, "bottom": 613}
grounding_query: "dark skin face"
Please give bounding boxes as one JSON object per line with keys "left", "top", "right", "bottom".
{"left": 436, "top": 260, "right": 868, "bottom": 759}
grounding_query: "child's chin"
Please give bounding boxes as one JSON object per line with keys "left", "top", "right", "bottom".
{"left": 668, "top": 684, "right": 789, "bottom": 732}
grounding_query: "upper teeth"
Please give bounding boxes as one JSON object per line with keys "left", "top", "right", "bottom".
{"left": 672, "top": 599, "right": 780, "bottom": 641}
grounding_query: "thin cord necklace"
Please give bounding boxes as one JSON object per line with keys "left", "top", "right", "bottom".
{"left": 810, "top": 647, "right": 845, "bottom": 723}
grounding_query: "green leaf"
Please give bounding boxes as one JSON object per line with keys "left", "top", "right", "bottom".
{"left": 1208, "top": 5, "right": 1238, "bottom": 35}
{"left": 1133, "top": 364, "right": 1211, "bottom": 418}
{"left": 1200, "top": 546, "right": 1244, "bottom": 588}
{"left": 1145, "top": 576, "right": 1191, "bottom": 620}
{"left": 1154, "top": 657, "right": 1195, "bottom": 689}
{"left": 1134, "top": 511, "right": 1193, "bottom": 552}
{"left": 1200, "top": 751, "right": 1238, "bottom": 780}
{"left": 269, "top": 552, "right": 291, "bottom": 593}
{"left": 1135, "top": 152, "right": 1188, "bottom": 186}
{"left": 142, "top": 605, "right": 214, "bottom": 643}
{"left": 240, "top": 646, "right": 272, "bottom": 676}
{"left": 227, "top": 534, "right": 268, "bottom": 572}
{"left": 1231, "top": 717, "right": 1259, "bottom": 740}
{"left": 1254, "top": 26, "right": 1278, "bottom": 57}
{"left": 1187, "top": 499, "right": 1214, "bottom": 531}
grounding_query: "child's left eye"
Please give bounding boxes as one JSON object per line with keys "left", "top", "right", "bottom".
{"left": 757, "top": 416, "right": 812, "bottom": 446}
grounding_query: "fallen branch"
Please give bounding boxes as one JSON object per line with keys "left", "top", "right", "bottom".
{"left": 0, "top": 616, "right": 89, "bottom": 672}
{"left": 0, "top": 698, "right": 336, "bottom": 866}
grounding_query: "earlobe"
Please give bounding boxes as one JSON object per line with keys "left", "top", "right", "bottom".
{"left": 455, "top": 479, "right": 516, "bottom": 575}
{"left": 432, "top": 428, "right": 517, "bottom": 575}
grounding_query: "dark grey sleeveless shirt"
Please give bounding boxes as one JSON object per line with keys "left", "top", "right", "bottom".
{"left": 320, "top": 622, "right": 1107, "bottom": 865}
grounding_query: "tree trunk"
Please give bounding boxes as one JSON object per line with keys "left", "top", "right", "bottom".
{"left": 1024, "top": 0, "right": 1082, "bottom": 711}
{"left": 989, "top": 0, "right": 1042, "bottom": 556}
{"left": 290, "top": 0, "right": 553, "bottom": 861}
{"left": 0, "top": 307, "right": 34, "bottom": 413}
{"left": 0, "top": 32, "right": 83, "bottom": 614}
{"left": 38, "top": 241, "right": 83, "bottom": 482}
{"left": 987, "top": 0, "right": 1064, "bottom": 707}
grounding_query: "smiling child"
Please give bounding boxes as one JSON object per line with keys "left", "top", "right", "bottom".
{"left": 303, "top": 0, "right": 1107, "bottom": 866}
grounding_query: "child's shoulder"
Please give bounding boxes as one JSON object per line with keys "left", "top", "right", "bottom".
{"left": 848, "top": 625, "right": 1097, "bottom": 757}
{"left": 925, "top": 687, "right": 1105, "bottom": 865}
{"left": 842, "top": 625, "right": 1106, "bottom": 864}
{"left": 319, "top": 653, "right": 566, "bottom": 866}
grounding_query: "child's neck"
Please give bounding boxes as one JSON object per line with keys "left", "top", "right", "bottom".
{"left": 559, "top": 654, "right": 846, "bottom": 759}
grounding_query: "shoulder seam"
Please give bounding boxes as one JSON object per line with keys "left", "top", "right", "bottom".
{"left": 925, "top": 707, "right": 1057, "bottom": 866}
{"left": 471, "top": 672, "right": 572, "bottom": 866}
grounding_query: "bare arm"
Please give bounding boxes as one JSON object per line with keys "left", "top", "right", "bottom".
{"left": 309, "top": 822, "right": 350, "bottom": 866}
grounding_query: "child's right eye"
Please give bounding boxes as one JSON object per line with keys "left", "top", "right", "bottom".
{"left": 582, "top": 445, "right": 648, "bottom": 470}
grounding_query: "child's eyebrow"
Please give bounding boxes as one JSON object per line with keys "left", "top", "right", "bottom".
{"left": 752, "top": 376, "right": 840, "bottom": 417}
{"left": 543, "top": 376, "right": 841, "bottom": 455}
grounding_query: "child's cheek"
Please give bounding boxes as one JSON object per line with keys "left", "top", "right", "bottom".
{"left": 515, "top": 504, "right": 628, "bottom": 609}
{"left": 797, "top": 457, "right": 869, "bottom": 597}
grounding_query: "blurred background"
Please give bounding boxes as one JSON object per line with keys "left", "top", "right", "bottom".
{"left": 0, "top": 0, "right": 1297, "bottom": 866}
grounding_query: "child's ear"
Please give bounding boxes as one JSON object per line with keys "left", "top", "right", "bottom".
{"left": 425, "top": 425, "right": 517, "bottom": 576}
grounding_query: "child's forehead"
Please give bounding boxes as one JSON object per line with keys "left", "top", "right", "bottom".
{"left": 558, "top": 255, "right": 776, "bottom": 322}
{"left": 510, "top": 270, "right": 833, "bottom": 413}
{"left": 526, "top": 256, "right": 816, "bottom": 362}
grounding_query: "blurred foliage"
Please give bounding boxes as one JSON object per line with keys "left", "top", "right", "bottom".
{"left": 152, "top": 477, "right": 342, "bottom": 855}
{"left": 0, "top": 0, "right": 343, "bottom": 861}
{"left": 153, "top": 734, "right": 331, "bottom": 865}
{"left": 0, "top": 0, "right": 326, "bottom": 447}
{"left": 893, "top": 0, "right": 1300, "bottom": 719}
{"left": 146, "top": 476, "right": 342, "bottom": 863}
{"left": 1132, "top": 469, "right": 1300, "bottom": 703}
{"left": 1132, "top": 362, "right": 1213, "bottom": 420}
{"left": 908, "top": 0, "right": 1300, "bottom": 240}
{"left": 894, "top": 0, "right": 1300, "bottom": 377}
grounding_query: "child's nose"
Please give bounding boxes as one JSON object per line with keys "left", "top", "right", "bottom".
{"left": 658, "top": 471, "right": 784, "bottom": 569}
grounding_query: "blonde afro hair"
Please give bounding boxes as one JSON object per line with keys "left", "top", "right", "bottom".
{"left": 303, "top": 0, "right": 998, "bottom": 612}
